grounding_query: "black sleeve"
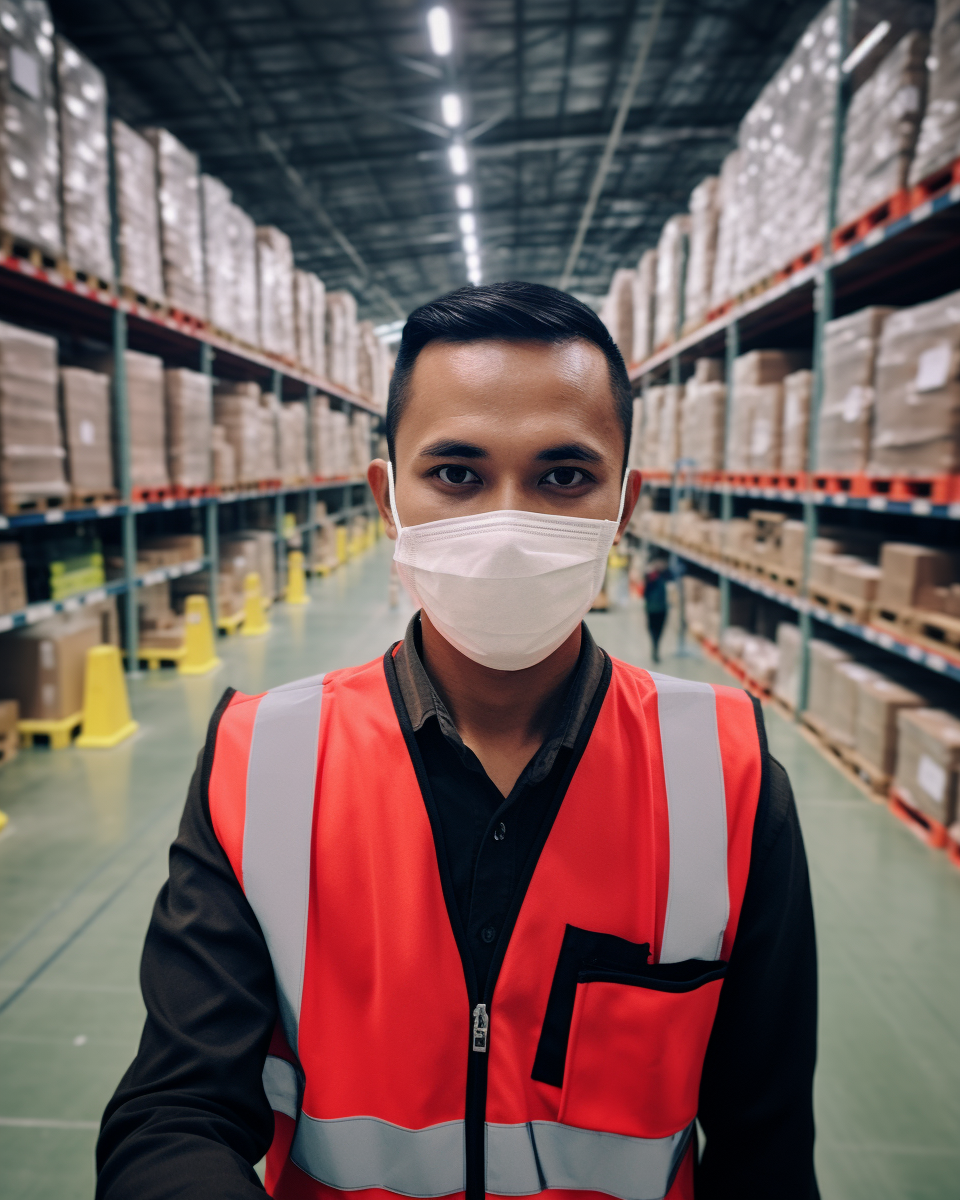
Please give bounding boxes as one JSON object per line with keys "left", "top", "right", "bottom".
{"left": 695, "top": 739, "right": 819, "bottom": 1198}
{"left": 96, "top": 690, "right": 279, "bottom": 1199}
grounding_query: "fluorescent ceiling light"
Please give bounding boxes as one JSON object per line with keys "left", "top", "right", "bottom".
{"left": 441, "top": 92, "right": 462, "bottom": 127}
{"left": 459, "top": 212, "right": 476, "bottom": 234}
{"left": 842, "top": 20, "right": 890, "bottom": 73}
{"left": 373, "top": 318, "right": 405, "bottom": 338}
{"left": 455, "top": 184, "right": 473, "bottom": 209}
{"left": 462, "top": 233, "right": 478, "bottom": 254}
{"left": 448, "top": 142, "right": 468, "bottom": 175}
{"left": 466, "top": 252, "right": 480, "bottom": 271}
{"left": 427, "top": 7, "right": 452, "bottom": 56}
{"left": 468, "top": 269, "right": 482, "bottom": 285}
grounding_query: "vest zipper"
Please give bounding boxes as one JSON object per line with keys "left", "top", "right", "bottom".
{"left": 472, "top": 1003, "right": 488, "bottom": 1052}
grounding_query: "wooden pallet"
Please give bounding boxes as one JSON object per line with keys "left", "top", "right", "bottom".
{"left": 809, "top": 471, "right": 960, "bottom": 505}
{"left": 70, "top": 488, "right": 120, "bottom": 510}
{"left": 832, "top": 190, "right": 910, "bottom": 251}
{"left": 871, "top": 605, "right": 960, "bottom": 659}
{"left": 171, "top": 483, "right": 219, "bottom": 501}
{"left": 0, "top": 230, "right": 61, "bottom": 272}
{"left": 120, "top": 285, "right": 168, "bottom": 316}
{"left": 799, "top": 713, "right": 889, "bottom": 802}
{"left": 217, "top": 610, "right": 245, "bottom": 634}
{"left": 2, "top": 489, "right": 68, "bottom": 517}
{"left": 763, "top": 567, "right": 800, "bottom": 594}
{"left": 136, "top": 644, "right": 187, "bottom": 670}
{"left": 808, "top": 585, "right": 873, "bottom": 625}
{"left": 130, "top": 484, "right": 175, "bottom": 504}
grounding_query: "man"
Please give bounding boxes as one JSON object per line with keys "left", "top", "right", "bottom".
{"left": 97, "top": 282, "right": 818, "bottom": 1200}
{"left": 642, "top": 556, "right": 673, "bottom": 664}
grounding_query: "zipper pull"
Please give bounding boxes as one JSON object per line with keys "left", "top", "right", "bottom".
{"left": 472, "top": 1002, "right": 488, "bottom": 1053}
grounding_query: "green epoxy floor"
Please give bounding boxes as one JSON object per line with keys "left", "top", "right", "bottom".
{"left": 1, "top": 539, "right": 958, "bottom": 1199}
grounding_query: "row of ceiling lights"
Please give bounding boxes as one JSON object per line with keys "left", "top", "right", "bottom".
{"left": 427, "top": 7, "right": 481, "bottom": 286}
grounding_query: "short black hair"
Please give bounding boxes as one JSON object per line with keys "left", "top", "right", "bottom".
{"left": 386, "top": 281, "right": 633, "bottom": 471}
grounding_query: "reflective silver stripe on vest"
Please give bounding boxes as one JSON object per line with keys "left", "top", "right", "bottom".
{"left": 263, "top": 1054, "right": 299, "bottom": 1121}
{"left": 291, "top": 1114, "right": 466, "bottom": 1197}
{"left": 243, "top": 673, "right": 325, "bottom": 1053}
{"left": 485, "top": 1120, "right": 694, "bottom": 1200}
{"left": 649, "top": 673, "right": 729, "bottom": 963}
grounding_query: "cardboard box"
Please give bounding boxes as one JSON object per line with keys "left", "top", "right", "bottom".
{"left": 832, "top": 561, "right": 882, "bottom": 603}
{"left": 257, "top": 226, "right": 296, "bottom": 358}
{"left": 817, "top": 307, "right": 894, "bottom": 473}
{"left": 631, "top": 249, "right": 657, "bottom": 363}
{"left": 112, "top": 119, "right": 164, "bottom": 303}
{"left": 683, "top": 176, "right": 720, "bottom": 334}
{"left": 782, "top": 370, "right": 813, "bottom": 473}
{"left": 165, "top": 368, "right": 212, "bottom": 487}
{"left": 774, "top": 622, "right": 802, "bottom": 710}
{"left": 0, "top": 321, "right": 69, "bottom": 502}
{"left": 0, "top": 554, "right": 26, "bottom": 615}
{"left": 60, "top": 367, "right": 113, "bottom": 494}
{"left": 0, "top": 697, "right": 18, "bottom": 733}
{"left": 877, "top": 543, "right": 959, "bottom": 611}
{"left": 0, "top": 613, "right": 101, "bottom": 720}
{"left": 600, "top": 268, "right": 635, "bottom": 364}
{"left": 146, "top": 128, "right": 206, "bottom": 318}
{"left": 654, "top": 215, "right": 691, "bottom": 348}
{"left": 855, "top": 676, "right": 926, "bottom": 776}
{"left": 894, "top": 707, "right": 960, "bottom": 826}
{"left": 806, "top": 639, "right": 851, "bottom": 722}
{"left": 830, "top": 662, "right": 884, "bottom": 747}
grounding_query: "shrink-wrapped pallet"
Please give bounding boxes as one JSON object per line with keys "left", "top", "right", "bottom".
{"left": 627, "top": 397, "right": 644, "bottom": 470}
{"left": 653, "top": 216, "right": 690, "bottom": 349}
{"left": 774, "top": 622, "right": 803, "bottom": 710}
{"left": 211, "top": 424, "right": 236, "bottom": 487}
{"left": 201, "top": 175, "right": 235, "bottom": 333}
{"left": 871, "top": 289, "right": 960, "bottom": 474}
{"left": 838, "top": 32, "right": 929, "bottom": 226}
{"left": 357, "top": 321, "right": 390, "bottom": 409}
{"left": 910, "top": 0, "right": 960, "bottom": 184}
{"left": 876, "top": 541, "right": 959, "bottom": 610}
{"left": 277, "top": 401, "right": 308, "bottom": 484}
{"left": 600, "top": 268, "right": 635, "bottom": 364}
{"left": 683, "top": 176, "right": 720, "bottom": 333}
{"left": 710, "top": 150, "right": 740, "bottom": 308}
{"left": 59, "top": 367, "right": 112, "bottom": 495}
{"left": 639, "top": 386, "right": 665, "bottom": 470}
{"left": 782, "top": 370, "right": 813, "bottom": 472}
{"left": 165, "top": 369, "right": 212, "bottom": 488}
{"left": 112, "top": 120, "right": 164, "bottom": 303}
{"left": 0, "top": 321, "right": 67, "bottom": 504}
{"left": 0, "top": 0, "right": 61, "bottom": 255}
{"left": 294, "top": 271, "right": 315, "bottom": 372}
{"left": 655, "top": 384, "right": 682, "bottom": 471}
{"left": 55, "top": 38, "right": 111, "bottom": 283}
{"left": 147, "top": 129, "right": 206, "bottom": 318}
{"left": 816, "top": 307, "right": 893, "bottom": 472}
{"left": 309, "top": 273, "right": 326, "bottom": 378}
{"left": 229, "top": 202, "right": 258, "bottom": 345}
{"left": 729, "top": 351, "right": 807, "bottom": 472}
{"left": 894, "top": 707, "right": 960, "bottom": 825}
{"left": 257, "top": 226, "right": 296, "bottom": 358}
{"left": 805, "top": 638, "right": 851, "bottom": 721}
{"left": 631, "top": 250, "right": 657, "bottom": 364}
{"left": 680, "top": 375, "right": 726, "bottom": 470}
{"left": 855, "top": 676, "right": 925, "bottom": 775}
{"left": 257, "top": 390, "right": 281, "bottom": 480}
{"left": 830, "top": 662, "right": 885, "bottom": 746}
{"left": 326, "top": 291, "right": 359, "bottom": 390}
{"left": 213, "top": 382, "right": 263, "bottom": 483}
{"left": 351, "top": 410, "right": 373, "bottom": 476}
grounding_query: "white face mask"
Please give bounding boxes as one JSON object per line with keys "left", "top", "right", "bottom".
{"left": 388, "top": 463, "right": 628, "bottom": 671}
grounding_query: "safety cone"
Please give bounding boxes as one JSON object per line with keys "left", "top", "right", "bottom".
{"left": 241, "top": 572, "right": 271, "bottom": 637}
{"left": 76, "top": 645, "right": 139, "bottom": 749}
{"left": 285, "top": 551, "right": 309, "bottom": 604}
{"left": 178, "top": 595, "right": 222, "bottom": 675}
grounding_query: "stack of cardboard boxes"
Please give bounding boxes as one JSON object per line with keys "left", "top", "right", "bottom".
{"left": 165, "top": 368, "right": 212, "bottom": 489}
{"left": 256, "top": 226, "right": 296, "bottom": 360}
{"left": 0, "top": 321, "right": 68, "bottom": 508}
{"left": 599, "top": 269, "right": 635, "bottom": 365}
{"left": 201, "top": 174, "right": 235, "bottom": 334}
{"left": 728, "top": 351, "right": 809, "bottom": 472}
{"left": 631, "top": 250, "right": 657, "bottom": 364}
{"left": 653, "top": 216, "right": 690, "bottom": 350}
{"left": 682, "top": 177, "right": 720, "bottom": 334}
{"left": 0, "top": 610, "right": 103, "bottom": 722}
{"left": 326, "top": 292, "right": 359, "bottom": 391}
{"left": 0, "top": 541, "right": 26, "bottom": 615}
{"left": 213, "top": 382, "right": 264, "bottom": 484}
{"left": 679, "top": 359, "right": 726, "bottom": 470}
{"left": 59, "top": 367, "right": 113, "bottom": 498}
{"left": 149, "top": 129, "right": 206, "bottom": 318}
{"left": 55, "top": 37, "right": 112, "bottom": 283}
{"left": 112, "top": 120, "right": 164, "bottom": 303}
{"left": 910, "top": 0, "right": 960, "bottom": 184}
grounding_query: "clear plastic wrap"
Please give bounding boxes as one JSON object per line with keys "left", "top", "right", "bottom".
{"left": 683, "top": 176, "right": 719, "bottom": 332}
{"left": 228, "top": 201, "right": 258, "bottom": 345}
{"left": 256, "top": 226, "right": 296, "bottom": 358}
{"left": 111, "top": 119, "right": 164, "bottom": 303}
{"left": 871, "top": 288, "right": 960, "bottom": 474}
{"left": 165, "top": 369, "right": 212, "bottom": 487}
{"left": 147, "top": 128, "right": 206, "bottom": 318}
{"left": 710, "top": 150, "right": 740, "bottom": 308}
{"left": 653, "top": 216, "right": 690, "bottom": 348}
{"left": 326, "top": 291, "right": 359, "bottom": 390}
{"left": 59, "top": 366, "right": 112, "bottom": 493}
{"left": 599, "top": 267, "right": 635, "bottom": 364}
{"left": 0, "top": 320, "right": 66, "bottom": 501}
{"left": 55, "top": 37, "right": 111, "bottom": 281}
{"left": 201, "top": 174, "right": 235, "bottom": 333}
{"left": 0, "top": 0, "right": 61, "bottom": 254}
{"left": 910, "top": 0, "right": 960, "bottom": 183}
{"left": 631, "top": 249, "right": 657, "bottom": 364}
{"left": 782, "top": 370, "right": 813, "bottom": 471}
{"left": 817, "top": 307, "right": 893, "bottom": 471}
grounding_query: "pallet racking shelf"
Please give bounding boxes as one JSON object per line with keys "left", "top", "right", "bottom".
{"left": 0, "top": 245, "right": 385, "bottom": 670}
{"left": 625, "top": 0, "right": 960, "bottom": 709}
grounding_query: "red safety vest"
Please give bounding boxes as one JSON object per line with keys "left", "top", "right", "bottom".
{"left": 208, "top": 651, "right": 761, "bottom": 1200}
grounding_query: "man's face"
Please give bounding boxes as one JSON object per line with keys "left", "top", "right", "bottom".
{"left": 369, "top": 338, "right": 639, "bottom": 536}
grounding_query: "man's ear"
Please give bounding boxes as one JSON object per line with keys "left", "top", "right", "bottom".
{"left": 367, "top": 459, "right": 398, "bottom": 539}
{"left": 614, "top": 469, "right": 642, "bottom": 545}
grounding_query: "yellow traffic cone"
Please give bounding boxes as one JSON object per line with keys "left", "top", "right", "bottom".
{"left": 241, "top": 572, "right": 271, "bottom": 637}
{"left": 285, "top": 551, "right": 309, "bottom": 605}
{"left": 178, "top": 595, "right": 222, "bottom": 675}
{"left": 336, "top": 526, "right": 348, "bottom": 564}
{"left": 0, "top": 811, "right": 8, "bottom": 835}
{"left": 76, "top": 645, "right": 139, "bottom": 749}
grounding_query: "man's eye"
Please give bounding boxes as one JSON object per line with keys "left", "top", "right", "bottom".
{"left": 437, "top": 465, "right": 481, "bottom": 485}
{"left": 542, "top": 467, "right": 585, "bottom": 487}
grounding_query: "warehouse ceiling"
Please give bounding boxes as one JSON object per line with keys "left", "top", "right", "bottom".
{"left": 49, "top": 0, "right": 826, "bottom": 323}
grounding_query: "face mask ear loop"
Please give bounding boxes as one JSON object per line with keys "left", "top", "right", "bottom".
{"left": 387, "top": 461, "right": 403, "bottom": 534}
{"left": 615, "top": 468, "right": 631, "bottom": 526}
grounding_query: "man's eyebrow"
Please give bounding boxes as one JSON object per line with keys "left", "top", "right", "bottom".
{"left": 535, "top": 443, "right": 603, "bottom": 464}
{"left": 419, "top": 439, "right": 488, "bottom": 459}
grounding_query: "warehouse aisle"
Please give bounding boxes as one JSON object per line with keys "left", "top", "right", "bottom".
{"left": 0, "top": 543, "right": 958, "bottom": 1200}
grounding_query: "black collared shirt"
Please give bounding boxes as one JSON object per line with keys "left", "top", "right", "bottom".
{"left": 96, "top": 620, "right": 819, "bottom": 1200}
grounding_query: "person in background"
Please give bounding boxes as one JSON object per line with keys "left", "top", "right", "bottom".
{"left": 643, "top": 554, "right": 672, "bottom": 663}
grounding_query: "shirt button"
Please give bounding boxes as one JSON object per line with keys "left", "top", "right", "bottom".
{"left": 481, "top": 925, "right": 497, "bottom": 944}
{"left": 493, "top": 822, "right": 506, "bottom": 842}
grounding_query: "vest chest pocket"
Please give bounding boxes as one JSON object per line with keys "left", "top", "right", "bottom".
{"left": 557, "top": 965, "right": 726, "bottom": 1139}
{"left": 532, "top": 926, "right": 726, "bottom": 1141}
